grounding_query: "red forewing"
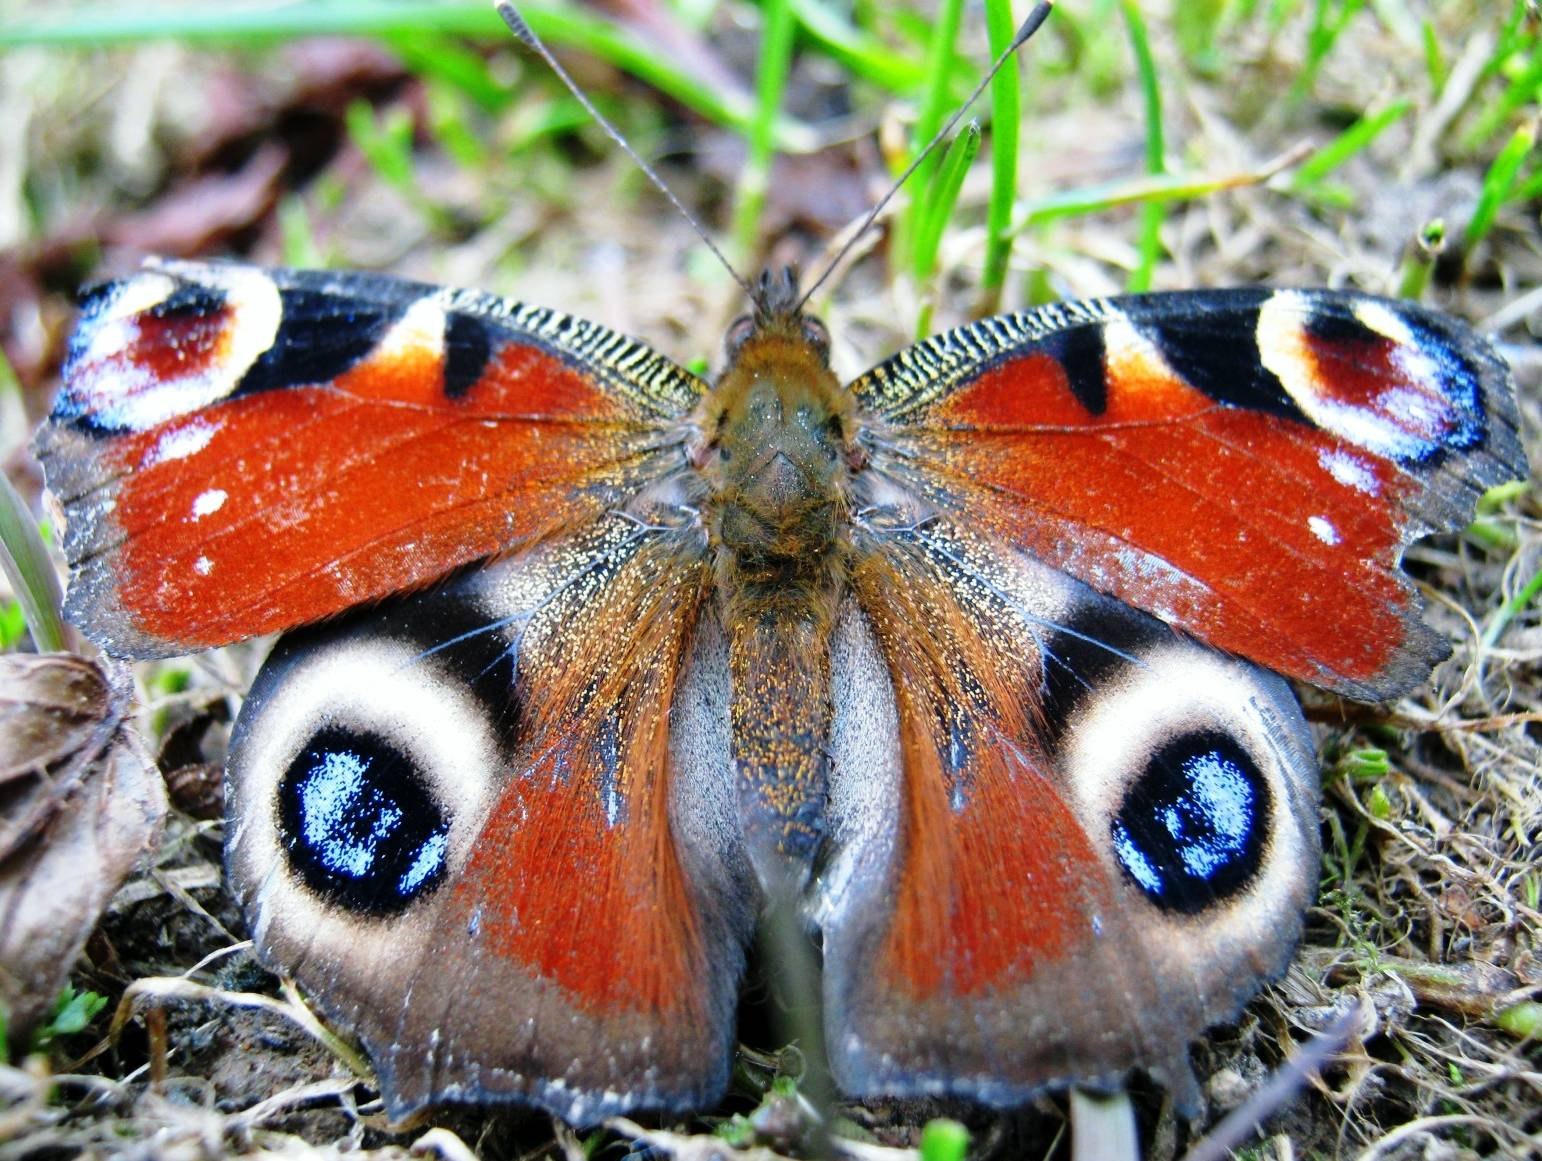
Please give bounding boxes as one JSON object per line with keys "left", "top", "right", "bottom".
{"left": 35, "top": 260, "right": 705, "bottom": 658}
{"left": 852, "top": 289, "right": 1525, "bottom": 700}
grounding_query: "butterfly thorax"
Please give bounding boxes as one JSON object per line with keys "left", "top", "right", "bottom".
{"left": 690, "top": 291, "right": 860, "bottom": 594}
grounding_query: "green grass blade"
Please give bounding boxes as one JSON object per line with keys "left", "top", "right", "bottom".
{"left": 1395, "top": 219, "right": 1445, "bottom": 301}
{"left": 277, "top": 195, "right": 326, "bottom": 269}
{"left": 1289, "top": 0, "right": 1367, "bottom": 105}
{"left": 899, "top": 0, "right": 964, "bottom": 272}
{"left": 914, "top": 121, "right": 981, "bottom": 282}
{"left": 733, "top": 0, "right": 797, "bottom": 260}
{"left": 382, "top": 28, "right": 511, "bottom": 112}
{"left": 0, "top": 2, "right": 817, "bottom": 149}
{"left": 1120, "top": 0, "right": 1166, "bottom": 292}
{"left": 914, "top": 122, "right": 981, "bottom": 339}
{"left": 1290, "top": 98, "right": 1412, "bottom": 189}
{"left": 1482, "top": 563, "right": 1542, "bottom": 652}
{"left": 1459, "top": 45, "right": 1542, "bottom": 151}
{"left": 978, "top": 0, "right": 1022, "bottom": 313}
{"left": 0, "top": 471, "right": 66, "bottom": 654}
{"left": 1513, "top": 165, "right": 1542, "bottom": 202}
{"left": 1175, "top": 0, "right": 1227, "bottom": 72}
{"left": 1420, "top": 18, "right": 1446, "bottom": 92}
{"left": 0, "top": 1, "right": 506, "bottom": 43}
{"left": 345, "top": 98, "right": 416, "bottom": 191}
{"left": 1464, "top": 117, "right": 1536, "bottom": 252}
{"left": 425, "top": 79, "right": 491, "bottom": 169}
{"left": 788, "top": 0, "right": 927, "bottom": 92}
{"left": 1476, "top": 0, "right": 1535, "bottom": 89}
{"left": 1013, "top": 154, "right": 1301, "bottom": 232}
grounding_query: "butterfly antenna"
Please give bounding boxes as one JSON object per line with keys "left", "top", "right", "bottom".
{"left": 795, "top": 0, "right": 1055, "bottom": 313}
{"left": 494, "top": 1, "right": 756, "bottom": 300}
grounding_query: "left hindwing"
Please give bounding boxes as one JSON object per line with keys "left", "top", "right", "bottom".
{"left": 851, "top": 289, "right": 1525, "bottom": 700}
{"left": 35, "top": 259, "right": 705, "bottom": 659}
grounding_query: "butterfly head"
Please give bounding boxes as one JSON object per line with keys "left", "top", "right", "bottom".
{"left": 689, "top": 267, "right": 865, "bottom": 582}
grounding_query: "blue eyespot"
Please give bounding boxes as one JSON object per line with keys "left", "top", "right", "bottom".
{"left": 277, "top": 728, "right": 449, "bottom": 915}
{"left": 1110, "top": 733, "right": 1270, "bottom": 914}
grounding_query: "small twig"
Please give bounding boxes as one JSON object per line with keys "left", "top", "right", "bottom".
{"left": 1182, "top": 1007, "right": 1360, "bottom": 1161}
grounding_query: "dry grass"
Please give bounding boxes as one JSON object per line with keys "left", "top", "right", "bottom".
{"left": 1, "top": 2, "right": 1538, "bottom": 1158}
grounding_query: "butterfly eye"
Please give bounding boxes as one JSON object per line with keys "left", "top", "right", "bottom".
{"left": 276, "top": 725, "right": 451, "bottom": 914}
{"left": 1108, "top": 731, "right": 1268, "bottom": 914}
{"left": 801, "top": 316, "right": 831, "bottom": 363}
{"left": 725, "top": 315, "right": 756, "bottom": 361}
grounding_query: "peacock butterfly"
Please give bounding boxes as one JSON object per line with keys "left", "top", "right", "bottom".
{"left": 28, "top": 12, "right": 1527, "bottom": 1129}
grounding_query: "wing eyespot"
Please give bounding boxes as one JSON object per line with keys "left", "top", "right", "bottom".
{"left": 1108, "top": 730, "right": 1271, "bottom": 915}
{"left": 276, "top": 725, "right": 451, "bottom": 915}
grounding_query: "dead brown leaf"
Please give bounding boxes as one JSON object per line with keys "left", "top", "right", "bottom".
{"left": 0, "top": 654, "right": 166, "bottom": 1039}
{"left": 103, "top": 142, "right": 289, "bottom": 257}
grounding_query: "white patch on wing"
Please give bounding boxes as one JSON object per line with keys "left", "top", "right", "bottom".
{"left": 1307, "top": 516, "right": 1339, "bottom": 545}
{"left": 1101, "top": 312, "right": 1179, "bottom": 397}
{"left": 194, "top": 555, "right": 214, "bottom": 576}
{"left": 100, "top": 270, "right": 178, "bottom": 320}
{"left": 1256, "top": 291, "right": 1445, "bottom": 463}
{"left": 83, "top": 262, "right": 283, "bottom": 432}
{"left": 375, "top": 296, "right": 447, "bottom": 363}
{"left": 191, "top": 488, "right": 228, "bottom": 520}
{"left": 1318, "top": 447, "right": 1380, "bottom": 495}
{"left": 145, "top": 419, "right": 220, "bottom": 466}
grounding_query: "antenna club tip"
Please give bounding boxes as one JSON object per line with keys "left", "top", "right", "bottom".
{"left": 493, "top": 0, "right": 536, "bottom": 45}
{"left": 1013, "top": 1, "right": 1056, "bottom": 48}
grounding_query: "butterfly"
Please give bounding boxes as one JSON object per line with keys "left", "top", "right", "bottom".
{"left": 34, "top": 250, "right": 1524, "bottom": 1125}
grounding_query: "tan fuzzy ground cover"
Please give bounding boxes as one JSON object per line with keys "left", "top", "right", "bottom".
{"left": 0, "top": 2, "right": 1538, "bottom": 1158}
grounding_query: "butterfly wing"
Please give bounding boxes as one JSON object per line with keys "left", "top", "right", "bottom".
{"left": 35, "top": 259, "right": 704, "bottom": 658}
{"left": 226, "top": 511, "right": 755, "bottom": 1121}
{"left": 821, "top": 516, "right": 1320, "bottom": 1106}
{"left": 850, "top": 289, "right": 1525, "bottom": 700}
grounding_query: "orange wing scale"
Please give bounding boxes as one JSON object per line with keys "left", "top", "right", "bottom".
{"left": 851, "top": 543, "right": 1107, "bottom": 999}
{"left": 924, "top": 358, "right": 1411, "bottom": 690}
{"left": 451, "top": 555, "right": 712, "bottom": 1014}
{"left": 102, "top": 354, "right": 657, "bottom": 651}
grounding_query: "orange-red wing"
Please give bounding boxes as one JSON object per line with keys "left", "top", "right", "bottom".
{"left": 851, "top": 289, "right": 1526, "bottom": 700}
{"left": 35, "top": 259, "right": 705, "bottom": 658}
{"left": 844, "top": 531, "right": 1106, "bottom": 997}
{"left": 226, "top": 514, "right": 753, "bottom": 1121}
